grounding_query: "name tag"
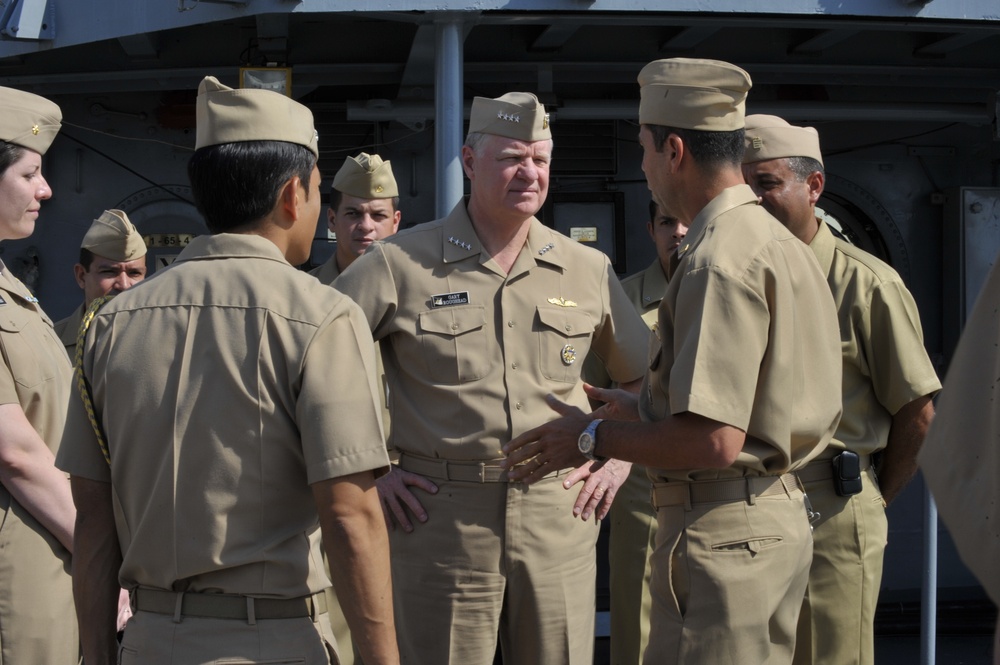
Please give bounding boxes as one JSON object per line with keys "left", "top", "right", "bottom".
{"left": 431, "top": 291, "right": 470, "bottom": 308}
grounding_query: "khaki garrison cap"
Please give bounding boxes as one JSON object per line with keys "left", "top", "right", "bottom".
{"left": 743, "top": 114, "right": 824, "bottom": 167}
{"left": 638, "top": 58, "right": 751, "bottom": 131}
{"left": 333, "top": 152, "right": 398, "bottom": 199}
{"left": 81, "top": 210, "right": 148, "bottom": 262}
{"left": 0, "top": 86, "right": 62, "bottom": 155}
{"left": 195, "top": 76, "right": 319, "bottom": 157}
{"left": 468, "top": 92, "right": 551, "bottom": 142}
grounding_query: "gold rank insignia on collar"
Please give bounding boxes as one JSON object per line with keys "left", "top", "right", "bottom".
{"left": 497, "top": 111, "right": 521, "bottom": 123}
{"left": 547, "top": 297, "right": 577, "bottom": 307}
{"left": 448, "top": 235, "right": 473, "bottom": 251}
{"left": 538, "top": 243, "right": 554, "bottom": 255}
{"left": 32, "top": 124, "right": 40, "bottom": 135}
{"left": 677, "top": 243, "right": 691, "bottom": 258}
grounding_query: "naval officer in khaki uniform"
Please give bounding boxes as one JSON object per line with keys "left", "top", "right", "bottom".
{"left": 741, "top": 114, "right": 941, "bottom": 665}
{"left": 582, "top": 200, "right": 688, "bottom": 665}
{"left": 0, "top": 85, "right": 80, "bottom": 665}
{"left": 54, "top": 209, "right": 148, "bottom": 354}
{"left": 311, "top": 152, "right": 403, "bottom": 665}
{"left": 58, "top": 76, "right": 398, "bottom": 665}
{"left": 335, "top": 92, "right": 649, "bottom": 664}
{"left": 312, "top": 151, "right": 401, "bottom": 283}
{"left": 505, "top": 59, "right": 843, "bottom": 664}
{"left": 919, "top": 255, "right": 1000, "bottom": 664}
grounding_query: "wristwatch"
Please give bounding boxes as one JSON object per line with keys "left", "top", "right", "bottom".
{"left": 578, "top": 418, "right": 606, "bottom": 462}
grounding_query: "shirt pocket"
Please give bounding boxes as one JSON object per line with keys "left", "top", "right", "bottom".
{"left": 417, "top": 306, "right": 489, "bottom": 385}
{"left": 0, "top": 306, "right": 61, "bottom": 389}
{"left": 535, "top": 306, "right": 593, "bottom": 384}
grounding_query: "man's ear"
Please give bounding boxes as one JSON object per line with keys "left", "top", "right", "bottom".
{"left": 73, "top": 263, "right": 87, "bottom": 290}
{"left": 806, "top": 170, "right": 825, "bottom": 206}
{"left": 277, "top": 175, "right": 303, "bottom": 226}
{"left": 326, "top": 205, "right": 337, "bottom": 233}
{"left": 392, "top": 209, "right": 402, "bottom": 233}
{"left": 461, "top": 145, "right": 476, "bottom": 181}
{"left": 665, "top": 133, "right": 685, "bottom": 174}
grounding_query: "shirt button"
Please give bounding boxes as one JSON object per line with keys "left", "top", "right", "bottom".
{"left": 565, "top": 325, "right": 572, "bottom": 331}
{"left": 515, "top": 402, "right": 523, "bottom": 410}
{"left": 507, "top": 320, "right": 515, "bottom": 327}
{"left": 451, "top": 323, "right": 458, "bottom": 330}
{"left": 512, "top": 362, "right": 519, "bottom": 370}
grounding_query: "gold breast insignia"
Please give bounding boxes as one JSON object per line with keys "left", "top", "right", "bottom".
{"left": 547, "top": 297, "right": 577, "bottom": 307}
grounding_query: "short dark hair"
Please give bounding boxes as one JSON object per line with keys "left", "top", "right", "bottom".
{"left": 646, "top": 124, "right": 745, "bottom": 169}
{"left": 648, "top": 199, "right": 659, "bottom": 223}
{"left": 328, "top": 187, "right": 399, "bottom": 214}
{"left": 79, "top": 248, "right": 96, "bottom": 270}
{"left": 0, "top": 141, "right": 26, "bottom": 175}
{"left": 786, "top": 156, "right": 825, "bottom": 182}
{"left": 187, "top": 140, "right": 317, "bottom": 234}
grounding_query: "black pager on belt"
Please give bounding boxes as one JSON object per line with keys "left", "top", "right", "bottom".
{"left": 832, "top": 451, "right": 863, "bottom": 497}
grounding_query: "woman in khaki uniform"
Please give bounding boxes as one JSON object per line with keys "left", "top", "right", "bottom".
{"left": 0, "top": 87, "right": 80, "bottom": 663}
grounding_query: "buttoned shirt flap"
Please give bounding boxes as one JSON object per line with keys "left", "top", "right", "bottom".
{"left": 0, "top": 300, "right": 66, "bottom": 394}
{"left": 417, "top": 305, "right": 489, "bottom": 384}
{"left": 535, "top": 305, "right": 593, "bottom": 383}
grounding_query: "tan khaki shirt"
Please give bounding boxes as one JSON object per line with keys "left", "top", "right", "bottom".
{"left": 583, "top": 259, "right": 665, "bottom": 387}
{"left": 919, "top": 257, "right": 1000, "bottom": 606}
{"left": 0, "top": 263, "right": 71, "bottom": 446}
{"left": 641, "top": 185, "right": 842, "bottom": 482}
{"left": 810, "top": 222, "right": 940, "bottom": 458}
{"left": 53, "top": 303, "right": 84, "bottom": 354}
{"left": 335, "top": 199, "right": 649, "bottom": 461}
{"left": 57, "top": 234, "right": 389, "bottom": 597}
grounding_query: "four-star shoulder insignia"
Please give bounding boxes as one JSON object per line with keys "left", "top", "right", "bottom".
{"left": 448, "top": 235, "right": 473, "bottom": 251}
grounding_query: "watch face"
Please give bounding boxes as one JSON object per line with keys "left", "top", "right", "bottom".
{"left": 579, "top": 433, "right": 595, "bottom": 455}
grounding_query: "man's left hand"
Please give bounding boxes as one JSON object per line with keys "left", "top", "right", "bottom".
{"left": 564, "top": 458, "right": 632, "bottom": 521}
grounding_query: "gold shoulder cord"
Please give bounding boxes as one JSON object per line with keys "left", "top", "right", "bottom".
{"left": 74, "top": 294, "right": 116, "bottom": 466}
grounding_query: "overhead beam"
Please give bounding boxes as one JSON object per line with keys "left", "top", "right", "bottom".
{"left": 530, "top": 23, "right": 580, "bottom": 51}
{"left": 790, "top": 29, "right": 859, "bottom": 54}
{"left": 659, "top": 25, "right": 718, "bottom": 51}
{"left": 915, "top": 31, "right": 993, "bottom": 57}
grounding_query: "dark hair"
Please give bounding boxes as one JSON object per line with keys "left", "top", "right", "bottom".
{"left": 646, "top": 124, "right": 745, "bottom": 169}
{"left": 328, "top": 187, "right": 399, "bottom": 213}
{"left": 0, "top": 141, "right": 26, "bottom": 175}
{"left": 79, "top": 248, "right": 96, "bottom": 270}
{"left": 786, "top": 156, "right": 825, "bottom": 182}
{"left": 647, "top": 199, "right": 659, "bottom": 223}
{"left": 187, "top": 140, "right": 317, "bottom": 234}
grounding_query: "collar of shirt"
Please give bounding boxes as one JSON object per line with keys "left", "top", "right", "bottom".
{"left": 675, "top": 183, "right": 759, "bottom": 262}
{"left": 807, "top": 216, "right": 836, "bottom": 276}
{"left": 175, "top": 233, "right": 292, "bottom": 266}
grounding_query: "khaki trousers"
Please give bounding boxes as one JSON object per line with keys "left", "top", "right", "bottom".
{"left": 609, "top": 464, "right": 656, "bottom": 665}
{"left": 643, "top": 483, "right": 812, "bottom": 665}
{"left": 0, "top": 489, "right": 78, "bottom": 665}
{"left": 119, "top": 609, "right": 338, "bottom": 664}
{"left": 390, "top": 475, "right": 599, "bottom": 665}
{"left": 793, "top": 466, "right": 887, "bottom": 665}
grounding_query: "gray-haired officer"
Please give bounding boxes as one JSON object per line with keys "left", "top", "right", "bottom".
{"left": 54, "top": 209, "right": 147, "bottom": 354}
{"left": 58, "top": 76, "right": 398, "bottom": 665}
{"left": 504, "top": 59, "right": 843, "bottom": 663}
{"left": 335, "top": 91, "right": 649, "bottom": 664}
{"left": 741, "top": 114, "right": 940, "bottom": 665}
{"left": 311, "top": 152, "right": 402, "bottom": 665}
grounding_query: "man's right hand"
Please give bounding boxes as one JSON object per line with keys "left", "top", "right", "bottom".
{"left": 376, "top": 464, "right": 439, "bottom": 532}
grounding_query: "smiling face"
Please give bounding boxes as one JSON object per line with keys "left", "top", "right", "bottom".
{"left": 463, "top": 134, "right": 552, "bottom": 224}
{"left": 742, "top": 157, "right": 823, "bottom": 243}
{"left": 0, "top": 148, "right": 51, "bottom": 242}
{"left": 329, "top": 193, "right": 400, "bottom": 269}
